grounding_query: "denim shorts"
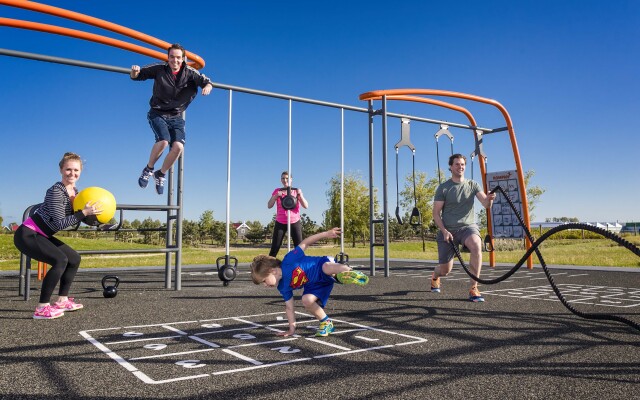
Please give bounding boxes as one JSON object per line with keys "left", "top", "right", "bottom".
{"left": 436, "top": 225, "right": 480, "bottom": 264}
{"left": 147, "top": 112, "right": 186, "bottom": 146}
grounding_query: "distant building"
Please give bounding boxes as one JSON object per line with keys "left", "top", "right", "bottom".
{"left": 530, "top": 221, "right": 622, "bottom": 233}
{"left": 232, "top": 222, "right": 250, "bottom": 240}
{"left": 621, "top": 222, "right": 640, "bottom": 234}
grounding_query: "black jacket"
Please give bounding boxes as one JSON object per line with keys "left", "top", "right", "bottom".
{"left": 132, "top": 62, "right": 213, "bottom": 116}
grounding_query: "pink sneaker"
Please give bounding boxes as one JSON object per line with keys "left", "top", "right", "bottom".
{"left": 54, "top": 297, "right": 84, "bottom": 312}
{"left": 34, "top": 305, "right": 64, "bottom": 320}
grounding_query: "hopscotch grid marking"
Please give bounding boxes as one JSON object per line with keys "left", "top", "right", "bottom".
{"left": 106, "top": 335, "right": 181, "bottom": 345}
{"left": 188, "top": 336, "right": 220, "bottom": 348}
{"left": 222, "top": 349, "right": 263, "bottom": 365}
{"left": 193, "top": 326, "right": 260, "bottom": 336}
{"left": 483, "top": 284, "right": 640, "bottom": 308}
{"left": 228, "top": 337, "right": 297, "bottom": 349}
{"left": 211, "top": 357, "right": 311, "bottom": 376}
{"left": 163, "top": 326, "right": 189, "bottom": 335}
{"left": 129, "top": 348, "right": 216, "bottom": 361}
{"left": 305, "top": 337, "right": 351, "bottom": 351}
{"left": 314, "top": 345, "right": 394, "bottom": 359}
{"left": 81, "top": 312, "right": 428, "bottom": 385}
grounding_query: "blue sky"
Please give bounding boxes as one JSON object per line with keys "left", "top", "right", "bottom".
{"left": 1, "top": 0, "right": 639, "bottom": 227}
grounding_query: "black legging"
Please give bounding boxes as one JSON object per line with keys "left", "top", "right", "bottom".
{"left": 13, "top": 225, "right": 81, "bottom": 303}
{"left": 269, "top": 220, "right": 303, "bottom": 257}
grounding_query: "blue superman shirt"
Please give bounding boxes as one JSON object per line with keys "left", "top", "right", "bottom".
{"left": 277, "top": 246, "right": 334, "bottom": 307}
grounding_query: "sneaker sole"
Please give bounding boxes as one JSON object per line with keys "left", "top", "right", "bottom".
{"left": 469, "top": 297, "right": 485, "bottom": 302}
{"left": 57, "top": 306, "right": 83, "bottom": 312}
{"left": 315, "top": 329, "right": 335, "bottom": 337}
{"left": 431, "top": 288, "right": 441, "bottom": 293}
{"left": 338, "top": 272, "right": 369, "bottom": 286}
{"left": 34, "top": 313, "right": 64, "bottom": 320}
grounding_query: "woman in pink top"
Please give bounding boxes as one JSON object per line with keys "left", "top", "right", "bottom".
{"left": 267, "top": 171, "right": 309, "bottom": 257}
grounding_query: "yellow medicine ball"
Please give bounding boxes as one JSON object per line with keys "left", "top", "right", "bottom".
{"left": 73, "top": 187, "right": 116, "bottom": 225}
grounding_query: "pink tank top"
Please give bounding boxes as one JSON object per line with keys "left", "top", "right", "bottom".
{"left": 272, "top": 188, "right": 301, "bottom": 224}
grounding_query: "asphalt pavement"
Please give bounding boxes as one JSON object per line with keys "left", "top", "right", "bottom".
{"left": 1, "top": 260, "right": 638, "bottom": 400}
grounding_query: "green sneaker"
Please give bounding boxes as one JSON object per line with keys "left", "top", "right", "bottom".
{"left": 315, "top": 320, "right": 335, "bottom": 337}
{"left": 336, "top": 271, "right": 369, "bottom": 286}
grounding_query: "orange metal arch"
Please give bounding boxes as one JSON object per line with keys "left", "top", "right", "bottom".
{"left": 360, "top": 88, "right": 532, "bottom": 268}
{"left": 0, "top": 0, "right": 205, "bottom": 69}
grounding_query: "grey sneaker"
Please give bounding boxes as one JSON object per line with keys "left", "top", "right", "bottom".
{"left": 153, "top": 170, "right": 165, "bottom": 195}
{"left": 138, "top": 166, "right": 154, "bottom": 188}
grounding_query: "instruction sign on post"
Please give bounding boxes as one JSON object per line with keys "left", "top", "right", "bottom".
{"left": 487, "top": 170, "right": 524, "bottom": 238}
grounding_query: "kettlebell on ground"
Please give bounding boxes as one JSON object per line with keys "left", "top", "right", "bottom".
{"left": 102, "top": 275, "right": 120, "bottom": 298}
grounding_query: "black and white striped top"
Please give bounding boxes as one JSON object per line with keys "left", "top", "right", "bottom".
{"left": 31, "top": 182, "right": 85, "bottom": 237}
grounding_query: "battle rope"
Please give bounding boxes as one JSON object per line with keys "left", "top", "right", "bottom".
{"left": 451, "top": 185, "right": 640, "bottom": 332}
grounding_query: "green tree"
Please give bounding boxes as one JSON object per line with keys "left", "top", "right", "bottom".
{"left": 244, "top": 220, "right": 266, "bottom": 244}
{"left": 198, "top": 210, "right": 216, "bottom": 244}
{"left": 139, "top": 217, "right": 163, "bottom": 245}
{"left": 399, "top": 170, "right": 440, "bottom": 249}
{"left": 324, "top": 171, "right": 376, "bottom": 247}
{"left": 300, "top": 213, "right": 318, "bottom": 237}
{"left": 181, "top": 219, "right": 201, "bottom": 246}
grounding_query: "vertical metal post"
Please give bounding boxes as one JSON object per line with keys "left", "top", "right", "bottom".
{"left": 367, "top": 100, "right": 376, "bottom": 276}
{"left": 165, "top": 154, "right": 174, "bottom": 289}
{"left": 340, "top": 108, "right": 345, "bottom": 254}
{"left": 287, "top": 99, "right": 292, "bottom": 252}
{"left": 225, "top": 91, "right": 233, "bottom": 256}
{"left": 175, "top": 152, "right": 184, "bottom": 290}
{"left": 381, "top": 96, "right": 390, "bottom": 276}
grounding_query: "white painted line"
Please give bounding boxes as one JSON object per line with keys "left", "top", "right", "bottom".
{"left": 106, "top": 335, "right": 181, "bottom": 345}
{"left": 232, "top": 318, "right": 264, "bottom": 328}
{"left": 222, "top": 348, "right": 263, "bottom": 365}
{"left": 188, "top": 335, "right": 220, "bottom": 348}
{"left": 228, "top": 337, "right": 297, "bottom": 349}
{"left": 193, "top": 326, "right": 259, "bottom": 336}
{"left": 354, "top": 336, "right": 379, "bottom": 342}
{"left": 79, "top": 331, "right": 138, "bottom": 372}
{"left": 132, "top": 371, "right": 210, "bottom": 385}
{"left": 129, "top": 348, "right": 216, "bottom": 361}
{"left": 123, "top": 321, "right": 199, "bottom": 329}
{"left": 314, "top": 345, "right": 394, "bottom": 358}
{"left": 163, "top": 325, "right": 188, "bottom": 335}
{"left": 305, "top": 338, "right": 351, "bottom": 350}
{"left": 331, "top": 328, "right": 367, "bottom": 334}
{"left": 397, "top": 339, "right": 428, "bottom": 346}
{"left": 211, "top": 357, "right": 311, "bottom": 375}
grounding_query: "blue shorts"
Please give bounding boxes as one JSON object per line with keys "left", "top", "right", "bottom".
{"left": 436, "top": 225, "right": 480, "bottom": 264}
{"left": 302, "top": 256, "right": 334, "bottom": 308}
{"left": 147, "top": 112, "right": 186, "bottom": 146}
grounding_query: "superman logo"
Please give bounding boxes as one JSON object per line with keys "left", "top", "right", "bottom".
{"left": 290, "top": 266, "right": 308, "bottom": 289}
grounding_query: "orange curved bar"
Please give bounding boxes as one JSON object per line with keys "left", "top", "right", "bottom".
{"left": 361, "top": 88, "right": 532, "bottom": 267}
{"left": 0, "top": 0, "right": 205, "bottom": 69}
{"left": 0, "top": 18, "right": 169, "bottom": 62}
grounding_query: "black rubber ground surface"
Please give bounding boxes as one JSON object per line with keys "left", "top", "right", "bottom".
{"left": 1, "top": 260, "right": 638, "bottom": 399}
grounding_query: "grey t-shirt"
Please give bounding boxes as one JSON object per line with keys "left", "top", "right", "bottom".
{"left": 434, "top": 179, "right": 482, "bottom": 231}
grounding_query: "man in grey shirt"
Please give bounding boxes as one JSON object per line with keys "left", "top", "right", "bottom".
{"left": 432, "top": 154, "right": 495, "bottom": 302}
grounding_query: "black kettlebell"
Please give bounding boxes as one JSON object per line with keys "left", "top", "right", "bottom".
{"left": 281, "top": 187, "right": 298, "bottom": 211}
{"left": 102, "top": 275, "right": 120, "bottom": 298}
{"left": 216, "top": 255, "right": 238, "bottom": 287}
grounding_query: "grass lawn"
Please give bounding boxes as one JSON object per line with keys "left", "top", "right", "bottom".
{"left": 1, "top": 234, "right": 638, "bottom": 271}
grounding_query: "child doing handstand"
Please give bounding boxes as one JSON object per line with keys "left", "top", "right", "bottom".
{"left": 250, "top": 227, "right": 368, "bottom": 337}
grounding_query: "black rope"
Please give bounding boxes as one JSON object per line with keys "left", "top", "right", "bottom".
{"left": 451, "top": 185, "right": 640, "bottom": 332}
